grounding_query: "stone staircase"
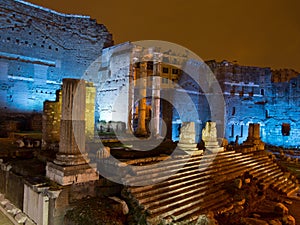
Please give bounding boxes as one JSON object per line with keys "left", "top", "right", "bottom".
{"left": 122, "top": 150, "right": 299, "bottom": 224}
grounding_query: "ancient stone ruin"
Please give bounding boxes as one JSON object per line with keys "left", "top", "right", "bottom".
{"left": 46, "top": 79, "right": 98, "bottom": 185}
{"left": 0, "top": 1, "right": 299, "bottom": 225}
{"left": 177, "top": 122, "right": 199, "bottom": 152}
{"left": 202, "top": 121, "right": 224, "bottom": 153}
{"left": 242, "top": 123, "right": 265, "bottom": 152}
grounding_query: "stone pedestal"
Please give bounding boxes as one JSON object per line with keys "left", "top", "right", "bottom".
{"left": 177, "top": 122, "right": 201, "bottom": 152}
{"left": 243, "top": 123, "right": 265, "bottom": 150}
{"left": 202, "top": 121, "right": 224, "bottom": 153}
{"left": 46, "top": 79, "right": 98, "bottom": 186}
{"left": 46, "top": 163, "right": 98, "bottom": 186}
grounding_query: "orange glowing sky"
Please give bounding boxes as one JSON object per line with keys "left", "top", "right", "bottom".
{"left": 27, "top": 0, "right": 300, "bottom": 71}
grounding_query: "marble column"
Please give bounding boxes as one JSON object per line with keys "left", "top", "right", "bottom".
{"left": 151, "top": 62, "right": 161, "bottom": 137}
{"left": 55, "top": 79, "right": 88, "bottom": 165}
{"left": 46, "top": 78, "right": 98, "bottom": 185}
{"left": 135, "top": 61, "right": 148, "bottom": 136}
{"left": 202, "top": 121, "right": 224, "bottom": 153}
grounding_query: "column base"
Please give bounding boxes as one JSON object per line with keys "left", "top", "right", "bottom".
{"left": 54, "top": 153, "right": 89, "bottom": 166}
{"left": 177, "top": 142, "right": 199, "bottom": 151}
{"left": 134, "top": 130, "right": 149, "bottom": 137}
{"left": 46, "top": 162, "right": 98, "bottom": 186}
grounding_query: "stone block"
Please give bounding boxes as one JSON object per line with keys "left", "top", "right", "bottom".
{"left": 109, "top": 196, "right": 129, "bottom": 215}
{"left": 234, "top": 178, "right": 243, "bottom": 189}
{"left": 25, "top": 218, "right": 36, "bottom": 225}
{"left": 46, "top": 162, "right": 99, "bottom": 186}
{"left": 5, "top": 202, "right": 21, "bottom": 215}
{"left": 282, "top": 215, "right": 296, "bottom": 225}
{"left": 0, "top": 199, "right": 9, "bottom": 207}
{"left": 15, "top": 212, "right": 28, "bottom": 224}
{"left": 274, "top": 203, "right": 288, "bottom": 215}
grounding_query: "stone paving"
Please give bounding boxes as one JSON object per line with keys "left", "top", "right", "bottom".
{"left": 0, "top": 210, "right": 14, "bottom": 225}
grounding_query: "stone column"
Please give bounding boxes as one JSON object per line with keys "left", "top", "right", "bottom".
{"left": 177, "top": 122, "right": 200, "bottom": 152}
{"left": 243, "top": 123, "right": 265, "bottom": 150}
{"left": 85, "top": 82, "right": 96, "bottom": 142}
{"left": 202, "top": 121, "right": 224, "bottom": 153}
{"left": 135, "top": 61, "right": 148, "bottom": 136}
{"left": 151, "top": 62, "right": 161, "bottom": 137}
{"left": 247, "top": 124, "right": 254, "bottom": 140}
{"left": 46, "top": 79, "right": 98, "bottom": 186}
{"left": 55, "top": 79, "right": 88, "bottom": 165}
{"left": 127, "top": 64, "right": 135, "bottom": 133}
{"left": 253, "top": 124, "right": 260, "bottom": 139}
{"left": 41, "top": 90, "right": 61, "bottom": 150}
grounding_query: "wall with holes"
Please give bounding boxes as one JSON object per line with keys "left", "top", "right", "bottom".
{"left": 0, "top": 0, "right": 113, "bottom": 113}
{"left": 208, "top": 60, "right": 300, "bottom": 147}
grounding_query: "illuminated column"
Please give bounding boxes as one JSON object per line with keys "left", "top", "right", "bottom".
{"left": 55, "top": 78, "right": 88, "bottom": 165}
{"left": 253, "top": 124, "right": 260, "bottom": 139}
{"left": 243, "top": 123, "right": 265, "bottom": 150}
{"left": 85, "top": 82, "right": 96, "bottom": 142}
{"left": 128, "top": 64, "right": 135, "bottom": 133}
{"left": 46, "top": 78, "right": 98, "bottom": 186}
{"left": 136, "top": 61, "right": 148, "bottom": 136}
{"left": 151, "top": 62, "right": 161, "bottom": 137}
{"left": 247, "top": 124, "right": 254, "bottom": 140}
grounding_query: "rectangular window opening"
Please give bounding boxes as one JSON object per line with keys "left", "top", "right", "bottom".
{"left": 282, "top": 123, "right": 290, "bottom": 136}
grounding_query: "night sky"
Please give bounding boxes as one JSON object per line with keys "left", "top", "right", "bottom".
{"left": 27, "top": 0, "right": 300, "bottom": 71}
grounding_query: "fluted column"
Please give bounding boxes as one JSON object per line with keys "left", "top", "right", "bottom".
{"left": 151, "top": 62, "right": 161, "bottom": 137}
{"left": 135, "top": 62, "right": 148, "bottom": 136}
{"left": 55, "top": 78, "right": 88, "bottom": 165}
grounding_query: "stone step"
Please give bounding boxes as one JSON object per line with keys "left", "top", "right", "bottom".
{"left": 286, "top": 185, "right": 299, "bottom": 197}
{"left": 128, "top": 154, "right": 257, "bottom": 188}
{"left": 281, "top": 182, "right": 297, "bottom": 195}
{"left": 185, "top": 200, "right": 233, "bottom": 224}
{"left": 170, "top": 190, "right": 230, "bottom": 222}
{"left": 213, "top": 156, "right": 271, "bottom": 183}
{"left": 248, "top": 162, "right": 277, "bottom": 177}
{"left": 271, "top": 177, "right": 290, "bottom": 190}
{"left": 149, "top": 189, "right": 228, "bottom": 222}
{"left": 135, "top": 157, "right": 259, "bottom": 203}
{"left": 133, "top": 173, "right": 212, "bottom": 198}
{"left": 277, "top": 180, "right": 294, "bottom": 193}
{"left": 135, "top": 156, "right": 268, "bottom": 208}
{"left": 146, "top": 184, "right": 222, "bottom": 214}
{"left": 128, "top": 154, "right": 263, "bottom": 195}
{"left": 138, "top": 179, "right": 212, "bottom": 205}
{"left": 262, "top": 170, "right": 284, "bottom": 186}
{"left": 132, "top": 152, "right": 244, "bottom": 176}
{"left": 255, "top": 167, "right": 282, "bottom": 182}
{"left": 124, "top": 152, "right": 295, "bottom": 223}
{"left": 131, "top": 151, "right": 239, "bottom": 173}
{"left": 125, "top": 154, "right": 259, "bottom": 186}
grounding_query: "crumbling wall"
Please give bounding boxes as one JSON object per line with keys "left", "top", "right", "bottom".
{"left": 96, "top": 43, "right": 132, "bottom": 127}
{"left": 208, "top": 60, "right": 300, "bottom": 147}
{"left": 0, "top": 0, "right": 113, "bottom": 114}
{"left": 42, "top": 91, "right": 62, "bottom": 149}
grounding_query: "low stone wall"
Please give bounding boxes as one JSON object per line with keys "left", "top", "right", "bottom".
{"left": 0, "top": 158, "right": 122, "bottom": 225}
{"left": 0, "top": 162, "right": 24, "bottom": 209}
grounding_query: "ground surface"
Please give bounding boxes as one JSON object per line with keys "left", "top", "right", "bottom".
{"left": 0, "top": 210, "right": 13, "bottom": 225}
{"left": 64, "top": 197, "right": 127, "bottom": 225}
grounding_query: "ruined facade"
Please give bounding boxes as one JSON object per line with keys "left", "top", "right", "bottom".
{"left": 95, "top": 42, "right": 217, "bottom": 142}
{"left": 0, "top": 0, "right": 113, "bottom": 114}
{"left": 97, "top": 44, "right": 300, "bottom": 147}
{"left": 207, "top": 60, "right": 300, "bottom": 147}
{"left": 0, "top": 0, "right": 299, "bottom": 148}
